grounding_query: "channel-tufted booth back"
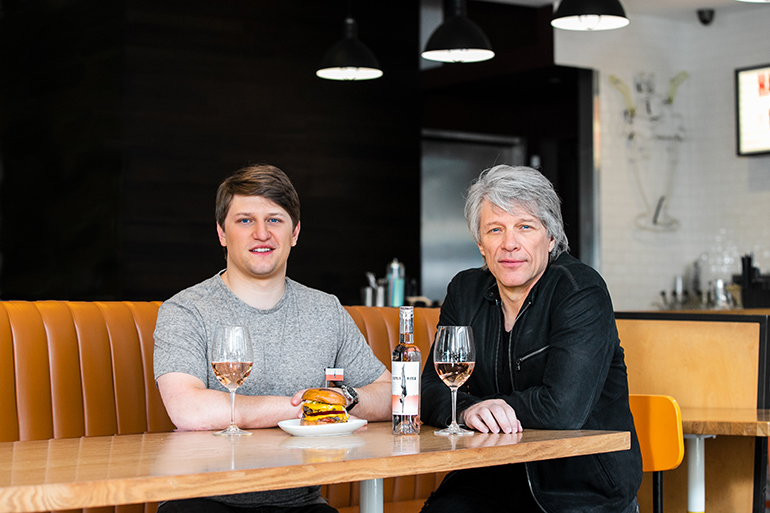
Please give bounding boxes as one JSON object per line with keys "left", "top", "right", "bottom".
{"left": 0, "top": 301, "right": 442, "bottom": 513}
{"left": 0, "top": 301, "right": 171, "bottom": 443}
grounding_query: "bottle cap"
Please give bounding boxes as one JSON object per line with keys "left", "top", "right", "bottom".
{"left": 389, "top": 258, "right": 405, "bottom": 277}
{"left": 399, "top": 305, "right": 414, "bottom": 319}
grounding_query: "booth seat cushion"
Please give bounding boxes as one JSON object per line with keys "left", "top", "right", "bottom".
{"left": 0, "top": 301, "right": 442, "bottom": 513}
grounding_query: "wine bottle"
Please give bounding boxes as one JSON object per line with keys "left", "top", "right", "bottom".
{"left": 392, "top": 305, "right": 421, "bottom": 434}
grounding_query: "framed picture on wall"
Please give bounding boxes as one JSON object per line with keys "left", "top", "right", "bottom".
{"left": 736, "top": 63, "right": 770, "bottom": 156}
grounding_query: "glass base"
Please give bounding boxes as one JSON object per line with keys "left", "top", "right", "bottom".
{"left": 214, "top": 424, "right": 252, "bottom": 436}
{"left": 435, "top": 422, "right": 474, "bottom": 436}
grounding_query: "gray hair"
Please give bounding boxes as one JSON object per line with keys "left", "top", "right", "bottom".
{"left": 464, "top": 165, "right": 569, "bottom": 260}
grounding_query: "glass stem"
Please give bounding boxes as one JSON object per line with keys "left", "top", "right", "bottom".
{"left": 229, "top": 389, "right": 236, "bottom": 426}
{"left": 450, "top": 386, "right": 458, "bottom": 426}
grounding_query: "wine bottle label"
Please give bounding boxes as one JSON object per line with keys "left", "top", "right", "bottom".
{"left": 391, "top": 361, "right": 420, "bottom": 415}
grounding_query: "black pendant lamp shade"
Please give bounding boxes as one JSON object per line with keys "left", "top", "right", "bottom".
{"left": 317, "top": 17, "right": 383, "bottom": 81}
{"left": 551, "top": 0, "right": 630, "bottom": 31}
{"left": 422, "top": 0, "right": 494, "bottom": 63}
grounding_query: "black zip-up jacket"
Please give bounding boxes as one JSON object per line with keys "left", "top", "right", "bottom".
{"left": 422, "top": 253, "right": 642, "bottom": 513}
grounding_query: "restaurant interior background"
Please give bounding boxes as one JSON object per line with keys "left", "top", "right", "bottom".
{"left": 0, "top": 0, "right": 768, "bottom": 311}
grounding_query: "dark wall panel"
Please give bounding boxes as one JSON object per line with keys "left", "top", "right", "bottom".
{"left": 0, "top": 1, "right": 421, "bottom": 305}
{"left": 0, "top": 0, "right": 587, "bottom": 304}
{"left": 0, "top": 1, "right": 125, "bottom": 299}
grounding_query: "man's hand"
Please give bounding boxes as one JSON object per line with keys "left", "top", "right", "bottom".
{"left": 459, "top": 399, "right": 523, "bottom": 434}
{"left": 290, "top": 389, "right": 306, "bottom": 407}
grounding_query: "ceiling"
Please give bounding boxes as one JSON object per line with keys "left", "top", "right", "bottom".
{"left": 486, "top": 0, "right": 763, "bottom": 22}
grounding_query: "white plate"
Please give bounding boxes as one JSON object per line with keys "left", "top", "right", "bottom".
{"left": 277, "top": 418, "right": 367, "bottom": 437}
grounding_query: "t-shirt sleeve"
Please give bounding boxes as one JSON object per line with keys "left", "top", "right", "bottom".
{"left": 153, "top": 298, "right": 210, "bottom": 385}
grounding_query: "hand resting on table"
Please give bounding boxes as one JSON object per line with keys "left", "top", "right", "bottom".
{"left": 460, "top": 399, "right": 523, "bottom": 434}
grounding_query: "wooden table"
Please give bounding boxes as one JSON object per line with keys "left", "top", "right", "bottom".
{"left": 0, "top": 422, "right": 630, "bottom": 513}
{"left": 682, "top": 408, "right": 770, "bottom": 437}
{"left": 680, "top": 408, "right": 770, "bottom": 513}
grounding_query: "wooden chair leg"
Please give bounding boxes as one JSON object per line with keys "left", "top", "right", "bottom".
{"left": 652, "top": 470, "right": 663, "bottom": 513}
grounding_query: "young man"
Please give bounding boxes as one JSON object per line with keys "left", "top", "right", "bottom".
{"left": 153, "top": 164, "right": 391, "bottom": 513}
{"left": 421, "top": 165, "right": 642, "bottom": 513}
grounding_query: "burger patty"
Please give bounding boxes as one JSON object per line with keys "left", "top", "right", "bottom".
{"left": 301, "top": 401, "right": 349, "bottom": 423}
{"left": 303, "top": 408, "right": 346, "bottom": 417}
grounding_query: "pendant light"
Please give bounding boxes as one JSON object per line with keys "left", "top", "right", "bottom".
{"left": 551, "top": 0, "right": 630, "bottom": 31}
{"left": 317, "top": 16, "right": 383, "bottom": 81}
{"left": 422, "top": 0, "right": 494, "bottom": 63}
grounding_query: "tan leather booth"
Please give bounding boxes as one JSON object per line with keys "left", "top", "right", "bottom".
{"left": 0, "top": 301, "right": 442, "bottom": 513}
{"left": 616, "top": 311, "right": 770, "bottom": 513}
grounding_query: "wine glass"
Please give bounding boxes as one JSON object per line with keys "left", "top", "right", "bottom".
{"left": 433, "top": 325, "right": 476, "bottom": 436}
{"left": 210, "top": 325, "right": 253, "bottom": 436}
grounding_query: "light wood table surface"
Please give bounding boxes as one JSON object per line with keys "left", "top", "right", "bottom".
{"left": 0, "top": 421, "right": 630, "bottom": 513}
{"left": 681, "top": 407, "right": 770, "bottom": 437}
{"left": 679, "top": 408, "right": 770, "bottom": 513}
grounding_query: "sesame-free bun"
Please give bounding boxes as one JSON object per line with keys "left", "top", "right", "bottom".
{"left": 302, "top": 388, "right": 347, "bottom": 406}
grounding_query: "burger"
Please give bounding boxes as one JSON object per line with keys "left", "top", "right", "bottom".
{"left": 300, "top": 388, "right": 350, "bottom": 426}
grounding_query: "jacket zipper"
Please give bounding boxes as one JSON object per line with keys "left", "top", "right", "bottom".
{"left": 496, "top": 298, "right": 530, "bottom": 393}
{"left": 509, "top": 299, "right": 547, "bottom": 512}
{"left": 493, "top": 299, "right": 502, "bottom": 394}
{"left": 509, "top": 300, "right": 531, "bottom": 375}
{"left": 515, "top": 345, "right": 548, "bottom": 371}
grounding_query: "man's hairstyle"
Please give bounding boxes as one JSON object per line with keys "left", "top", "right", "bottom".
{"left": 464, "top": 164, "right": 569, "bottom": 261}
{"left": 215, "top": 164, "right": 300, "bottom": 229}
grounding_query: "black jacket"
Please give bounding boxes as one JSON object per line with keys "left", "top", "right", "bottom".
{"left": 422, "top": 253, "right": 642, "bottom": 513}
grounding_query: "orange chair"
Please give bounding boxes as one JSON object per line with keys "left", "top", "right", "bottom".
{"left": 629, "top": 394, "right": 685, "bottom": 513}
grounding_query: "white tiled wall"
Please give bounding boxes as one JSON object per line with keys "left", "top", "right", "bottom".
{"left": 555, "top": 6, "right": 770, "bottom": 311}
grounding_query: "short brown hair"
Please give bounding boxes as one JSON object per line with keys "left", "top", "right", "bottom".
{"left": 215, "top": 164, "right": 300, "bottom": 229}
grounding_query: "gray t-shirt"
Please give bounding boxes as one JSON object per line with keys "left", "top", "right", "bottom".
{"left": 153, "top": 273, "right": 386, "bottom": 507}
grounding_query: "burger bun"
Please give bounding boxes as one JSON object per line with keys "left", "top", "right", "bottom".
{"left": 301, "top": 388, "right": 346, "bottom": 406}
